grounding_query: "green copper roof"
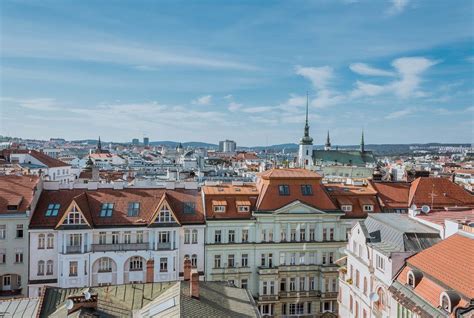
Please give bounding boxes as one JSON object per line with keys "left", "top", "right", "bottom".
{"left": 313, "top": 150, "right": 376, "bottom": 166}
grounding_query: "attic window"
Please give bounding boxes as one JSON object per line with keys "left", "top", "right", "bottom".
{"left": 278, "top": 185, "right": 290, "bottom": 196}
{"left": 441, "top": 295, "right": 450, "bottom": 312}
{"left": 7, "top": 205, "right": 18, "bottom": 211}
{"left": 100, "top": 203, "right": 114, "bottom": 217}
{"left": 301, "top": 184, "right": 313, "bottom": 196}
{"left": 363, "top": 205, "right": 374, "bottom": 212}
{"left": 46, "top": 204, "right": 60, "bottom": 217}
{"left": 127, "top": 202, "right": 140, "bottom": 217}
{"left": 341, "top": 205, "right": 352, "bottom": 212}
{"left": 183, "top": 202, "right": 195, "bottom": 214}
{"left": 157, "top": 206, "right": 174, "bottom": 223}
{"left": 64, "top": 206, "right": 86, "bottom": 225}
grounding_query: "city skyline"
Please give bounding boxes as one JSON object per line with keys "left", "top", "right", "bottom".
{"left": 1, "top": 0, "right": 473, "bottom": 146}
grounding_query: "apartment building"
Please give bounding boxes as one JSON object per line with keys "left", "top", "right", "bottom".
{"left": 203, "top": 169, "right": 357, "bottom": 317}
{"left": 27, "top": 185, "right": 205, "bottom": 296}
{"left": 0, "top": 175, "right": 41, "bottom": 297}
{"left": 338, "top": 214, "right": 441, "bottom": 318}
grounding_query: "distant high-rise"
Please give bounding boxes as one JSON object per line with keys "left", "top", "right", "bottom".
{"left": 132, "top": 138, "right": 139, "bottom": 146}
{"left": 219, "top": 140, "right": 236, "bottom": 152}
{"left": 143, "top": 137, "right": 149, "bottom": 146}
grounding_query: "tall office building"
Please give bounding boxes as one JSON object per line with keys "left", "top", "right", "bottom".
{"left": 143, "top": 137, "right": 149, "bottom": 146}
{"left": 218, "top": 140, "right": 236, "bottom": 153}
{"left": 132, "top": 138, "right": 139, "bottom": 146}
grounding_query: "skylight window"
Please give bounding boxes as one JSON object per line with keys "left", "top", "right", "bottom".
{"left": 127, "top": 202, "right": 140, "bottom": 217}
{"left": 46, "top": 204, "right": 60, "bottom": 217}
{"left": 100, "top": 203, "right": 114, "bottom": 217}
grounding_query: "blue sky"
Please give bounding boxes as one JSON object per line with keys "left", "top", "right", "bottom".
{"left": 1, "top": 0, "right": 473, "bottom": 146}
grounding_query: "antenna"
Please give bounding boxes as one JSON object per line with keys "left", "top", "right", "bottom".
{"left": 65, "top": 299, "right": 74, "bottom": 310}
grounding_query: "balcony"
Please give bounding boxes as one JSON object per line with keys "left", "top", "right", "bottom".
{"left": 65, "top": 245, "right": 82, "bottom": 254}
{"left": 279, "top": 290, "right": 319, "bottom": 298}
{"left": 278, "top": 264, "right": 319, "bottom": 272}
{"left": 258, "top": 267, "right": 279, "bottom": 275}
{"left": 91, "top": 243, "right": 149, "bottom": 252}
{"left": 156, "top": 242, "right": 171, "bottom": 250}
{"left": 321, "top": 291, "right": 338, "bottom": 298}
{"left": 258, "top": 294, "right": 279, "bottom": 302}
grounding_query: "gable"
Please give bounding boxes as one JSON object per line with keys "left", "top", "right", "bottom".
{"left": 273, "top": 200, "right": 327, "bottom": 214}
{"left": 150, "top": 196, "right": 181, "bottom": 226}
{"left": 55, "top": 201, "right": 91, "bottom": 228}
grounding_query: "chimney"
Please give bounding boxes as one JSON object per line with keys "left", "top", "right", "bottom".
{"left": 190, "top": 269, "right": 199, "bottom": 299}
{"left": 183, "top": 257, "right": 192, "bottom": 281}
{"left": 146, "top": 259, "right": 154, "bottom": 283}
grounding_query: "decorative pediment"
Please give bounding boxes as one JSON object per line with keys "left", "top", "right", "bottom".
{"left": 273, "top": 200, "right": 327, "bottom": 214}
{"left": 55, "top": 201, "right": 91, "bottom": 228}
{"left": 150, "top": 195, "right": 180, "bottom": 225}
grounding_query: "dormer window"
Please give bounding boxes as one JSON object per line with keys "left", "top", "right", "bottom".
{"left": 236, "top": 200, "right": 251, "bottom": 213}
{"left": 363, "top": 205, "right": 374, "bottom": 212}
{"left": 406, "top": 269, "right": 422, "bottom": 288}
{"left": 301, "top": 184, "right": 313, "bottom": 196}
{"left": 127, "top": 202, "right": 140, "bottom": 217}
{"left": 342, "top": 205, "right": 353, "bottom": 212}
{"left": 46, "top": 204, "right": 60, "bottom": 217}
{"left": 212, "top": 200, "right": 227, "bottom": 213}
{"left": 7, "top": 205, "right": 18, "bottom": 211}
{"left": 441, "top": 294, "right": 451, "bottom": 312}
{"left": 440, "top": 291, "right": 460, "bottom": 313}
{"left": 278, "top": 185, "right": 290, "bottom": 196}
{"left": 158, "top": 207, "right": 172, "bottom": 222}
{"left": 100, "top": 203, "right": 114, "bottom": 217}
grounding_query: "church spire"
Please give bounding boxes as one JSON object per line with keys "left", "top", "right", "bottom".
{"left": 300, "top": 92, "right": 313, "bottom": 145}
{"left": 96, "top": 136, "right": 102, "bottom": 154}
{"left": 325, "top": 130, "right": 331, "bottom": 151}
{"left": 360, "top": 130, "right": 365, "bottom": 153}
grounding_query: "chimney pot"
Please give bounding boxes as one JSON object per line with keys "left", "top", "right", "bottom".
{"left": 184, "top": 257, "right": 192, "bottom": 281}
{"left": 190, "top": 269, "right": 199, "bottom": 299}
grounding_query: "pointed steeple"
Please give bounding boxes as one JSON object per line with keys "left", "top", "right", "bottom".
{"left": 325, "top": 130, "right": 331, "bottom": 151}
{"left": 97, "top": 136, "right": 102, "bottom": 152}
{"left": 300, "top": 92, "right": 313, "bottom": 145}
{"left": 360, "top": 130, "right": 365, "bottom": 153}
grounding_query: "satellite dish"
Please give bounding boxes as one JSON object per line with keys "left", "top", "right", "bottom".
{"left": 369, "top": 292, "right": 379, "bottom": 302}
{"left": 84, "top": 291, "right": 91, "bottom": 300}
{"left": 410, "top": 204, "right": 418, "bottom": 211}
{"left": 421, "top": 205, "right": 430, "bottom": 214}
{"left": 65, "top": 299, "right": 74, "bottom": 310}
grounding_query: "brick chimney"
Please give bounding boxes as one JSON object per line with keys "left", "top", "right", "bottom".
{"left": 146, "top": 259, "right": 154, "bottom": 283}
{"left": 190, "top": 269, "right": 199, "bottom": 299}
{"left": 183, "top": 256, "right": 192, "bottom": 281}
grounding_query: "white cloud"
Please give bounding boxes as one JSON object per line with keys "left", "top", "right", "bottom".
{"left": 388, "top": 0, "right": 410, "bottom": 15}
{"left": 1, "top": 97, "right": 60, "bottom": 111}
{"left": 228, "top": 102, "right": 242, "bottom": 112}
{"left": 192, "top": 95, "right": 213, "bottom": 106}
{"left": 223, "top": 94, "right": 233, "bottom": 100}
{"left": 134, "top": 65, "right": 159, "bottom": 71}
{"left": 295, "top": 65, "right": 333, "bottom": 90}
{"left": 385, "top": 108, "right": 413, "bottom": 119}
{"left": 240, "top": 106, "right": 274, "bottom": 113}
{"left": 351, "top": 81, "right": 386, "bottom": 98}
{"left": 349, "top": 63, "right": 395, "bottom": 77}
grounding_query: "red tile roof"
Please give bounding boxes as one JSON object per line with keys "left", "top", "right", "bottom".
{"left": 409, "top": 177, "right": 474, "bottom": 208}
{"left": 406, "top": 234, "right": 474, "bottom": 299}
{"left": 415, "top": 209, "right": 474, "bottom": 226}
{"left": 203, "top": 184, "right": 257, "bottom": 219}
{"left": 370, "top": 181, "right": 411, "bottom": 209}
{"left": 258, "top": 168, "right": 322, "bottom": 180}
{"left": 0, "top": 175, "right": 39, "bottom": 214}
{"left": 30, "top": 188, "right": 204, "bottom": 228}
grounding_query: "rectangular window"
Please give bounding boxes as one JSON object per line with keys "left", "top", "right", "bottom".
{"left": 299, "top": 277, "right": 305, "bottom": 291}
{"left": 0, "top": 249, "right": 6, "bottom": 264}
{"left": 280, "top": 278, "right": 286, "bottom": 292}
{"left": 183, "top": 202, "right": 195, "bottom": 214}
{"left": 15, "top": 249, "right": 23, "bottom": 263}
{"left": 310, "top": 277, "right": 315, "bottom": 290}
{"left": 309, "top": 227, "right": 315, "bottom": 241}
{"left": 69, "top": 233, "right": 81, "bottom": 246}
{"left": 242, "top": 229, "right": 248, "bottom": 242}
{"left": 0, "top": 225, "right": 5, "bottom": 239}
{"left": 323, "top": 228, "right": 327, "bottom": 241}
{"left": 237, "top": 205, "right": 250, "bottom": 212}
{"left": 160, "top": 258, "right": 168, "bottom": 272}
{"left": 215, "top": 230, "right": 222, "bottom": 243}
{"left": 329, "top": 252, "right": 334, "bottom": 264}
{"left": 289, "top": 303, "right": 296, "bottom": 315}
{"left": 300, "top": 228, "right": 306, "bottom": 241}
{"left": 136, "top": 231, "right": 144, "bottom": 243}
{"left": 127, "top": 202, "right": 140, "bottom": 216}
{"left": 241, "top": 254, "right": 248, "bottom": 267}
{"left": 301, "top": 184, "right": 313, "bottom": 195}
{"left": 99, "top": 232, "right": 107, "bottom": 244}
{"left": 329, "top": 228, "right": 334, "bottom": 241}
{"left": 291, "top": 228, "right": 296, "bottom": 241}
{"left": 278, "top": 184, "right": 290, "bottom": 195}
{"left": 159, "top": 231, "right": 169, "bottom": 243}
{"left": 47, "top": 234, "right": 54, "bottom": 249}
{"left": 213, "top": 205, "right": 226, "bottom": 213}
{"left": 241, "top": 279, "right": 248, "bottom": 289}
{"left": 100, "top": 203, "right": 114, "bottom": 217}
{"left": 290, "top": 278, "right": 296, "bottom": 291}
{"left": 342, "top": 205, "right": 353, "bottom": 212}
{"left": 191, "top": 230, "right": 198, "bottom": 244}
{"left": 69, "top": 261, "right": 78, "bottom": 276}
{"left": 111, "top": 232, "right": 119, "bottom": 244}
{"left": 376, "top": 254, "right": 385, "bottom": 271}
{"left": 184, "top": 230, "right": 190, "bottom": 244}
{"left": 261, "top": 253, "right": 266, "bottom": 267}
{"left": 45, "top": 204, "right": 60, "bottom": 216}
{"left": 228, "top": 230, "right": 235, "bottom": 243}
{"left": 228, "top": 254, "right": 235, "bottom": 268}
{"left": 16, "top": 224, "right": 24, "bottom": 238}
{"left": 214, "top": 255, "right": 221, "bottom": 268}
{"left": 124, "top": 231, "right": 131, "bottom": 244}
{"left": 363, "top": 205, "right": 374, "bottom": 212}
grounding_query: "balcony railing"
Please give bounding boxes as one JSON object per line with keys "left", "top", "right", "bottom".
{"left": 91, "top": 243, "right": 149, "bottom": 252}
{"left": 258, "top": 294, "right": 279, "bottom": 302}
{"left": 156, "top": 242, "right": 171, "bottom": 250}
{"left": 258, "top": 267, "right": 279, "bottom": 275}
{"left": 65, "top": 245, "right": 82, "bottom": 254}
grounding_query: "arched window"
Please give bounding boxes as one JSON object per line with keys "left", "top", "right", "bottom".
{"left": 441, "top": 294, "right": 450, "bottom": 312}
{"left": 407, "top": 269, "right": 423, "bottom": 288}
{"left": 47, "top": 234, "right": 54, "bottom": 249}
{"left": 99, "top": 258, "right": 113, "bottom": 272}
{"left": 184, "top": 230, "right": 190, "bottom": 244}
{"left": 38, "top": 234, "right": 45, "bottom": 249}
{"left": 407, "top": 272, "right": 414, "bottom": 287}
{"left": 192, "top": 230, "right": 198, "bottom": 244}
{"left": 38, "top": 260, "right": 45, "bottom": 275}
{"left": 376, "top": 288, "right": 385, "bottom": 310}
{"left": 440, "top": 291, "right": 460, "bottom": 313}
{"left": 191, "top": 254, "right": 197, "bottom": 268}
{"left": 129, "top": 257, "right": 143, "bottom": 271}
{"left": 46, "top": 260, "right": 53, "bottom": 275}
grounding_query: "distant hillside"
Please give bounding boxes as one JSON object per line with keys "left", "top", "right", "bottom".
{"left": 149, "top": 141, "right": 218, "bottom": 148}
